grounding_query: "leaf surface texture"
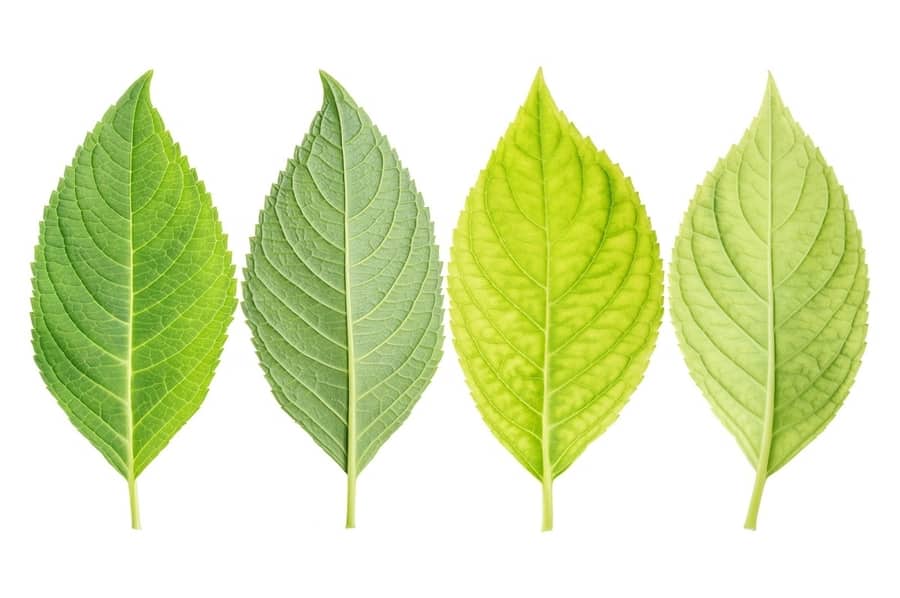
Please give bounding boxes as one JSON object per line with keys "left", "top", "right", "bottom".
{"left": 448, "top": 71, "right": 663, "bottom": 527}
{"left": 242, "top": 73, "right": 443, "bottom": 523}
{"left": 669, "top": 76, "right": 868, "bottom": 527}
{"left": 31, "top": 72, "right": 237, "bottom": 524}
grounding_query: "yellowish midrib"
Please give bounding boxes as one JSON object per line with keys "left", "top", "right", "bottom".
{"left": 761, "top": 90, "right": 777, "bottom": 480}
{"left": 125, "top": 94, "right": 141, "bottom": 528}
{"left": 535, "top": 90, "right": 554, "bottom": 530}
{"left": 744, "top": 89, "right": 777, "bottom": 529}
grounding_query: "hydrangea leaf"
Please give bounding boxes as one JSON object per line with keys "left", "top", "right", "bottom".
{"left": 31, "top": 72, "right": 237, "bottom": 528}
{"left": 242, "top": 72, "right": 443, "bottom": 528}
{"left": 448, "top": 70, "right": 663, "bottom": 530}
{"left": 669, "top": 75, "right": 869, "bottom": 529}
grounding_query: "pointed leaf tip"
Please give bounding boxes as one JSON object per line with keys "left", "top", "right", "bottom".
{"left": 122, "top": 70, "right": 154, "bottom": 104}
{"left": 134, "top": 69, "right": 154, "bottom": 88}
{"left": 530, "top": 67, "right": 548, "bottom": 92}
{"left": 319, "top": 70, "right": 346, "bottom": 101}
{"left": 526, "top": 67, "right": 556, "bottom": 111}
{"left": 763, "top": 72, "right": 784, "bottom": 107}
{"left": 318, "top": 69, "right": 335, "bottom": 85}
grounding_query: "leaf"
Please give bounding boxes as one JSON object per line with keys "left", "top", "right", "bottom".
{"left": 242, "top": 72, "right": 443, "bottom": 528}
{"left": 31, "top": 72, "right": 237, "bottom": 529}
{"left": 669, "top": 75, "right": 869, "bottom": 529}
{"left": 448, "top": 70, "right": 664, "bottom": 530}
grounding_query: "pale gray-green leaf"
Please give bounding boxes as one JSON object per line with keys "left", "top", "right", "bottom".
{"left": 242, "top": 73, "right": 443, "bottom": 524}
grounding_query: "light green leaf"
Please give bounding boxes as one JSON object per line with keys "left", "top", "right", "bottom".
{"left": 242, "top": 72, "right": 443, "bottom": 528}
{"left": 31, "top": 72, "right": 238, "bottom": 528}
{"left": 448, "top": 70, "right": 663, "bottom": 531}
{"left": 669, "top": 75, "right": 868, "bottom": 529}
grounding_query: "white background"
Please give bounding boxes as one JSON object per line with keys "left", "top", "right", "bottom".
{"left": 1, "top": 0, "right": 897, "bottom": 596}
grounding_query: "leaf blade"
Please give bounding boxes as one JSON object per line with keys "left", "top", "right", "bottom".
{"left": 449, "top": 71, "right": 664, "bottom": 529}
{"left": 242, "top": 72, "right": 443, "bottom": 526}
{"left": 31, "top": 72, "right": 237, "bottom": 526}
{"left": 669, "top": 75, "right": 868, "bottom": 528}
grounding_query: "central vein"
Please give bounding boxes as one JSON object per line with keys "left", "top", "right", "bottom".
{"left": 745, "top": 85, "right": 777, "bottom": 529}
{"left": 762, "top": 88, "right": 777, "bottom": 483}
{"left": 334, "top": 97, "right": 358, "bottom": 528}
{"left": 535, "top": 86, "right": 554, "bottom": 531}
{"left": 125, "top": 90, "right": 140, "bottom": 529}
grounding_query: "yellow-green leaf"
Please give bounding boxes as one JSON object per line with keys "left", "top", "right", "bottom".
{"left": 449, "top": 70, "right": 663, "bottom": 530}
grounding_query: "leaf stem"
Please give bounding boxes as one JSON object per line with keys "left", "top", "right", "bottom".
{"left": 744, "top": 467, "right": 767, "bottom": 530}
{"left": 346, "top": 470, "right": 356, "bottom": 528}
{"left": 542, "top": 470, "right": 553, "bottom": 531}
{"left": 128, "top": 475, "right": 141, "bottom": 530}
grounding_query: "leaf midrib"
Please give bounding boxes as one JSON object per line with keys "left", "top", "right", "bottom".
{"left": 763, "top": 90, "right": 776, "bottom": 473}
{"left": 535, "top": 88, "right": 553, "bottom": 492}
{"left": 125, "top": 92, "right": 141, "bottom": 485}
{"left": 750, "top": 87, "right": 778, "bottom": 503}
{"left": 335, "top": 98, "right": 359, "bottom": 483}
